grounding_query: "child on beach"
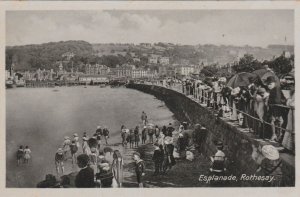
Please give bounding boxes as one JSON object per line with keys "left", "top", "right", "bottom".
{"left": 132, "top": 152, "right": 145, "bottom": 188}
{"left": 63, "top": 136, "right": 71, "bottom": 160}
{"left": 142, "top": 126, "right": 147, "bottom": 144}
{"left": 103, "top": 126, "right": 110, "bottom": 145}
{"left": 89, "top": 147, "right": 98, "bottom": 175}
{"left": 134, "top": 126, "right": 140, "bottom": 147}
{"left": 17, "top": 145, "right": 24, "bottom": 165}
{"left": 129, "top": 129, "right": 135, "bottom": 148}
{"left": 73, "top": 133, "right": 80, "bottom": 148}
{"left": 23, "top": 146, "right": 31, "bottom": 164}
{"left": 152, "top": 143, "right": 163, "bottom": 175}
{"left": 70, "top": 140, "right": 78, "bottom": 165}
{"left": 55, "top": 148, "right": 65, "bottom": 175}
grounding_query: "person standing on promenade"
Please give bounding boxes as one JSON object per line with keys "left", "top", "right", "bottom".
{"left": 266, "top": 76, "right": 285, "bottom": 141}
{"left": 16, "top": 145, "right": 24, "bottom": 165}
{"left": 132, "top": 152, "right": 145, "bottom": 188}
{"left": 75, "top": 154, "right": 95, "bottom": 188}
{"left": 103, "top": 126, "right": 110, "bottom": 145}
{"left": 55, "top": 148, "right": 65, "bottom": 176}
{"left": 141, "top": 111, "right": 147, "bottom": 125}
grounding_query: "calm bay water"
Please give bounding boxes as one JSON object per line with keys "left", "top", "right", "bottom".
{"left": 6, "top": 86, "right": 176, "bottom": 187}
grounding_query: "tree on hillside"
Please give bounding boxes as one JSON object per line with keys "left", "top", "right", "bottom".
{"left": 232, "top": 54, "right": 262, "bottom": 73}
{"left": 200, "top": 64, "right": 219, "bottom": 77}
{"left": 264, "top": 54, "right": 294, "bottom": 76}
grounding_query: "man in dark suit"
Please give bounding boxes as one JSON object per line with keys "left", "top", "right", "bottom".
{"left": 75, "top": 154, "right": 95, "bottom": 188}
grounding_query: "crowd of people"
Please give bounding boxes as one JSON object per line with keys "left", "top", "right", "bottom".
{"left": 177, "top": 65, "right": 295, "bottom": 154}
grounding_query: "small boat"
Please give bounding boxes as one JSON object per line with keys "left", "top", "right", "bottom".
{"left": 52, "top": 89, "right": 59, "bottom": 92}
{"left": 6, "top": 79, "right": 16, "bottom": 89}
{"left": 99, "top": 84, "right": 106, "bottom": 88}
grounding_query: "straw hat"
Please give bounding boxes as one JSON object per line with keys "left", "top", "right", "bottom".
{"left": 82, "top": 136, "right": 88, "bottom": 141}
{"left": 100, "top": 163, "right": 110, "bottom": 171}
{"left": 97, "top": 126, "right": 101, "bottom": 129}
{"left": 57, "top": 148, "right": 63, "bottom": 154}
{"left": 261, "top": 145, "right": 279, "bottom": 160}
{"left": 91, "top": 147, "right": 97, "bottom": 153}
{"left": 231, "top": 87, "right": 241, "bottom": 95}
{"left": 164, "top": 136, "right": 173, "bottom": 145}
{"left": 64, "top": 136, "right": 69, "bottom": 140}
{"left": 73, "top": 133, "right": 78, "bottom": 137}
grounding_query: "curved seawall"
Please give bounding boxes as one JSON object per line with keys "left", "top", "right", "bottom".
{"left": 127, "top": 83, "right": 295, "bottom": 187}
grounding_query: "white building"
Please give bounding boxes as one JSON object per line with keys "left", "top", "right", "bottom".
{"left": 78, "top": 75, "right": 109, "bottom": 83}
{"left": 132, "top": 69, "right": 147, "bottom": 79}
{"left": 175, "top": 65, "right": 195, "bottom": 76}
{"left": 148, "top": 57, "right": 158, "bottom": 64}
{"left": 159, "top": 57, "right": 170, "bottom": 65}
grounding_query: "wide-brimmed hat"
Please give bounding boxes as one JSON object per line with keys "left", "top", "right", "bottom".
{"left": 99, "top": 163, "right": 110, "bottom": 171}
{"left": 64, "top": 136, "right": 69, "bottom": 140}
{"left": 97, "top": 126, "right": 101, "bottom": 129}
{"left": 91, "top": 147, "right": 97, "bottom": 153}
{"left": 164, "top": 136, "right": 173, "bottom": 144}
{"left": 57, "top": 148, "right": 63, "bottom": 154}
{"left": 261, "top": 145, "right": 279, "bottom": 160}
{"left": 133, "top": 152, "right": 141, "bottom": 157}
{"left": 231, "top": 87, "right": 241, "bottom": 95}
{"left": 73, "top": 133, "right": 78, "bottom": 137}
{"left": 257, "top": 88, "right": 266, "bottom": 95}
{"left": 265, "top": 76, "right": 276, "bottom": 84}
{"left": 82, "top": 136, "right": 88, "bottom": 141}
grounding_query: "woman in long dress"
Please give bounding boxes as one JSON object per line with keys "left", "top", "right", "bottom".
{"left": 73, "top": 133, "right": 80, "bottom": 148}
{"left": 112, "top": 150, "right": 124, "bottom": 187}
{"left": 82, "top": 133, "right": 91, "bottom": 155}
{"left": 282, "top": 89, "right": 295, "bottom": 153}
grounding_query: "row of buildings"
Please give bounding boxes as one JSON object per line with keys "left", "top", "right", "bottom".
{"left": 7, "top": 60, "right": 204, "bottom": 84}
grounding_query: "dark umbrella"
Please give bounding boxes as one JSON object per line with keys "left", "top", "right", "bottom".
{"left": 252, "top": 69, "right": 280, "bottom": 86}
{"left": 227, "top": 72, "right": 257, "bottom": 88}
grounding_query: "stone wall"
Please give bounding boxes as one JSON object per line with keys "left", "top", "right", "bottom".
{"left": 127, "top": 83, "right": 295, "bottom": 187}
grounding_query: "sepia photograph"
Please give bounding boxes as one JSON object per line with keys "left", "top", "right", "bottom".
{"left": 3, "top": 6, "right": 295, "bottom": 190}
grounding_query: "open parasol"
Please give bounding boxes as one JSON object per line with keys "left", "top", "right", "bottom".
{"left": 252, "top": 69, "right": 280, "bottom": 86}
{"left": 227, "top": 72, "right": 257, "bottom": 88}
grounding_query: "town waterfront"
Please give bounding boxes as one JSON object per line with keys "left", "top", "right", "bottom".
{"left": 6, "top": 86, "right": 176, "bottom": 187}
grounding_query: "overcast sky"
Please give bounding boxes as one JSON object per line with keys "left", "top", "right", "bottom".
{"left": 6, "top": 10, "right": 294, "bottom": 47}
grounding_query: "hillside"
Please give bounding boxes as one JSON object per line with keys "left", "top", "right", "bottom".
{"left": 6, "top": 40, "right": 93, "bottom": 71}
{"left": 5, "top": 40, "right": 294, "bottom": 71}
